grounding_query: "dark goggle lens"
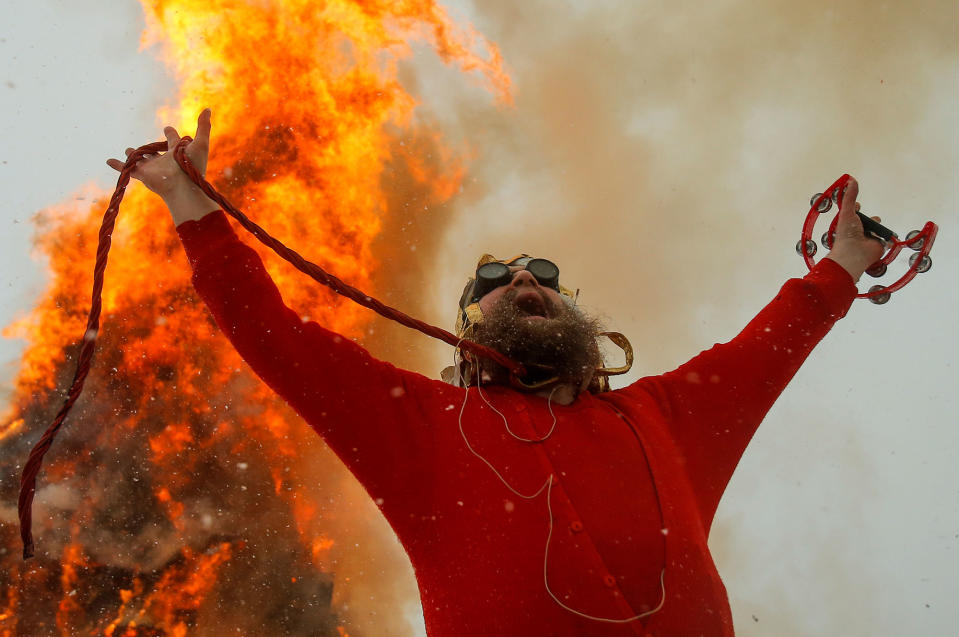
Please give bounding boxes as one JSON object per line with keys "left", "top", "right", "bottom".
{"left": 470, "top": 258, "right": 560, "bottom": 302}
{"left": 473, "top": 262, "right": 512, "bottom": 300}
{"left": 525, "top": 258, "right": 559, "bottom": 290}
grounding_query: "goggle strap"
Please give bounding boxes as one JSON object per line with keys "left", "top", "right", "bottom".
{"left": 463, "top": 302, "right": 484, "bottom": 327}
{"left": 592, "top": 331, "right": 634, "bottom": 377}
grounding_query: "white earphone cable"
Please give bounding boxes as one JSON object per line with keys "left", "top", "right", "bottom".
{"left": 453, "top": 343, "right": 665, "bottom": 623}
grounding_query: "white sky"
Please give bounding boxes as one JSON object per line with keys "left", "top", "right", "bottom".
{"left": 2, "top": 2, "right": 957, "bottom": 636}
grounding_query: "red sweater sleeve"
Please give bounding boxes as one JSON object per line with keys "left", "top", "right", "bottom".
{"left": 176, "top": 211, "right": 452, "bottom": 511}
{"left": 621, "top": 258, "right": 857, "bottom": 529}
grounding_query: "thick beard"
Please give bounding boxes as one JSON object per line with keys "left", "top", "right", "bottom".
{"left": 472, "top": 292, "right": 604, "bottom": 389}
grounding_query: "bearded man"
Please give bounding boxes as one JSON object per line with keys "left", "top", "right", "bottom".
{"left": 109, "top": 110, "right": 884, "bottom": 636}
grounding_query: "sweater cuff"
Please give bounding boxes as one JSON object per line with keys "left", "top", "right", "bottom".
{"left": 805, "top": 257, "right": 858, "bottom": 320}
{"left": 175, "top": 210, "right": 238, "bottom": 269}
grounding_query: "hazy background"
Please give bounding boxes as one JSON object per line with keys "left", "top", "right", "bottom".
{"left": 2, "top": 1, "right": 957, "bottom": 635}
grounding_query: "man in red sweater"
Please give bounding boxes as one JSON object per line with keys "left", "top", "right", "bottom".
{"left": 109, "top": 111, "right": 884, "bottom": 636}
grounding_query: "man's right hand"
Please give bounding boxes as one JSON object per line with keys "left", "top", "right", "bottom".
{"left": 107, "top": 108, "right": 219, "bottom": 226}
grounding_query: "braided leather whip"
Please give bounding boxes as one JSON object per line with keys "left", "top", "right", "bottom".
{"left": 18, "top": 137, "right": 525, "bottom": 559}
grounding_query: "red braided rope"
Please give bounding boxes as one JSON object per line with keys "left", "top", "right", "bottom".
{"left": 18, "top": 137, "right": 523, "bottom": 559}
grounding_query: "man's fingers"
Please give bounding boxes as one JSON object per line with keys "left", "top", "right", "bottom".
{"left": 840, "top": 177, "right": 859, "bottom": 215}
{"left": 193, "top": 108, "right": 212, "bottom": 148}
{"left": 106, "top": 158, "right": 143, "bottom": 181}
{"left": 164, "top": 126, "right": 181, "bottom": 151}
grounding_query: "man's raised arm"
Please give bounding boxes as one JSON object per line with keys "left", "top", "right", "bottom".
{"left": 106, "top": 110, "right": 447, "bottom": 508}
{"left": 619, "top": 177, "right": 885, "bottom": 528}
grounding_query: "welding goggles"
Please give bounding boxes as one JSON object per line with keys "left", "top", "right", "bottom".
{"left": 469, "top": 256, "right": 561, "bottom": 303}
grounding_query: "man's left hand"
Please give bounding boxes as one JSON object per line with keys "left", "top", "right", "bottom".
{"left": 824, "top": 176, "right": 887, "bottom": 282}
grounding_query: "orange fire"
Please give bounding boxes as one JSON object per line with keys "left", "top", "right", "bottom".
{"left": 0, "top": 0, "right": 509, "bottom": 634}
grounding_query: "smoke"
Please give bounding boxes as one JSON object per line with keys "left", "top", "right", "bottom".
{"left": 420, "top": 0, "right": 958, "bottom": 359}
{"left": 375, "top": 0, "right": 959, "bottom": 634}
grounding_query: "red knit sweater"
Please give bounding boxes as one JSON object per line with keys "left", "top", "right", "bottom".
{"left": 178, "top": 211, "right": 856, "bottom": 637}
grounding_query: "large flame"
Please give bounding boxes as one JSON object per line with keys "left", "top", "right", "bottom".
{"left": 0, "top": 1, "right": 508, "bottom": 634}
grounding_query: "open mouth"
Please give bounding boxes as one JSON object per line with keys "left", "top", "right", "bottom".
{"left": 513, "top": 291, "right": 549, "bottom": 318}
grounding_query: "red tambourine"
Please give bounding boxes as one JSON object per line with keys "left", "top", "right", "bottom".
{"left": 797, "top": 173, "right": 939, "bottom": 304}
